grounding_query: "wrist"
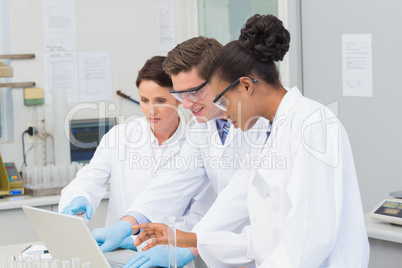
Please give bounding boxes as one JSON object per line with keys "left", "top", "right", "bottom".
{"left": 177, "top": 230, "right": 197, "bottom": 248}
{"left": 120, "top": 216, "right": 138, "bottom": 235}
{"left": 115, "top": 220, "right": 134, "bottom": 237}
{"left": 189, "top": 247, "right": 199, "bottom": 258}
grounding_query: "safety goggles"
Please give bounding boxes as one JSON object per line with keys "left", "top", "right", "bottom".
{"left": 169, "top": 80, "right": 209, "bottom": 102}
{"left": 212, "top": 77, "right": 258, "bottom": 111}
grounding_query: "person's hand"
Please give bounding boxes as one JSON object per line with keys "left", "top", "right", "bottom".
{"left": 133, "top": 223, "right": 169, "bottom": 250}
{"left": 61, "top": 196, "right": 93, "bottom": 220}
{"left": 119, "top": 236, "right": 138, "bottom": 251}
{"left": 92, "top": 221, "right": 133, "bottom": 252}
{"left": 122, "top": 246, "right": 195, "bottom": 268}
{"left": 133, "top": 223, "right": 198, "bottom": 250}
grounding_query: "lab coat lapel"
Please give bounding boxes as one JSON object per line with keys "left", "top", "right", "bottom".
{"left": 208, "top": 118, "right": 224, "bottom": 158}
{"left": 156, "top": 117, "right": 186, "bottom": 172}
{"left": 126, "top": 119, "right": 155, "bottom": 168}
{"left": 225, "top": 123, "right": 237, "bottom": 145}
{"left": 260, "top": 87, "right": 302, "bottom": 157}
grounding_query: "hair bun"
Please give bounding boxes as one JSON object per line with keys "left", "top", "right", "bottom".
{"left": 239, "top": 14, "right": 290, "bottom": 62}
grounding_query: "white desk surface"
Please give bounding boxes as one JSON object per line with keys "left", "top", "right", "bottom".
{"left": 0, "top": 241, "right": 42, "bottom": 255}
{"left": 365, "top": 214, "right": 402, "bottom": 243}
{"left": 0, "top": 195, "right": 61, "bottom": 211}
{"left": 0, "top": 192, "right": 109, "bottom": 211}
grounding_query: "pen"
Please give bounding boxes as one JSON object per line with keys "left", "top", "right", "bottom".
{"left": 21, "top": 244, "right": 32, "bottom": 253}
{"left": 116, "top": 90, "right": 140, "bottom": 105}
{"left": 25, "top": 250, "right": 50, "bottom": 255}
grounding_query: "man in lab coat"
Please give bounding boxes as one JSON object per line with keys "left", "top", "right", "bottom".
{"left": 92, "top": 36, "right": 268, "bottom": 263}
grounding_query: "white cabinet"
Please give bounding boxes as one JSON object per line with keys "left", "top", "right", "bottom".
{"left": 365, "top": 214, "right": 402, "bottom": 267}
{"left": 0, "top": 195, "right": 108, "bottom": 246}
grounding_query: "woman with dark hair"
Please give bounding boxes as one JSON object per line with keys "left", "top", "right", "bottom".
{"left": 59, "top": 56, "right": 211, "bottom": 252}
{"left": 129, "top": 15, "right": 369, "bottom": 268}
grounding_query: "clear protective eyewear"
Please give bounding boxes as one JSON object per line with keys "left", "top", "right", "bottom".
{"left": 169, "top": 80, "right": 209, "bottom": 102}
{"left": 212, "top": 77, "right": 258, "bottom": 111}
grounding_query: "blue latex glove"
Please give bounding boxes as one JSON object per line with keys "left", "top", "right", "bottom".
{"left": 61, "top": 196, "right": 93, "bottom": 220}
{"left": 92, "top": 221, "right": 133, "bottom": 253}
{"left": 119, "top": 236, "right": 138, "bottom": 251}
{"left": 123, "top": 246, "right": 195, "bottom": 268}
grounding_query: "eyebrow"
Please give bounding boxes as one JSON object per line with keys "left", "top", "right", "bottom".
{"left": 170, "top": 80, "right": 208, "bottom": 93}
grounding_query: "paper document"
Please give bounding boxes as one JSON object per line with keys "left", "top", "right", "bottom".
{"left": 342, "top": 33, "right": 373, "bottom": 97}
{"left": 21, "top": 244, "right": 52, "bottom": 260}
{"left": 157, "top": 1, "right": 176, "bottom": 51}
{"left": 78, "top": 52, "right": 113, "bottom": 102}
{"left": 44, "top": 52, "right": 79, "bottom": 104}
{"left": 43, "top": 0, "right": 77, "bottom": 51}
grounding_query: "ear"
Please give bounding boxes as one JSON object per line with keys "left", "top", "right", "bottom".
{"left": 239, "top": 77, "right": 255, "bottom": 95}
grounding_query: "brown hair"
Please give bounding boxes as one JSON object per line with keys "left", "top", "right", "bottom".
{"left": 136, "top": 56, "right": 172, "bottom": 88}
{"left": 163, "top": 36, "right": 223, "bottom": 80}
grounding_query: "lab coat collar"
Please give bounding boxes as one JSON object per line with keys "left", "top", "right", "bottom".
{"left": 146, "top": 114, "right": 186, "bottom": 148}
{"left": 274, "top": 87, "right": 302, "bottom": 121}
{"left": 260, "top": 87, "right": 302, "bottom": 156}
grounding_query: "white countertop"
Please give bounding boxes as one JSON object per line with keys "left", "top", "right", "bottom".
{"left": 1, "top": 199, "right": 401, "bottom": 244}
{"left": 365, "top": 214, "right": 402, "bottom": 243}
{"left": 0, "top": 241, "right": 43, "bottom": 255}
{"left": 0, "top": 192, "right": 109, "bottom": 211}
{"left": 0, "top": 195, "right": 61, "bottom": 211}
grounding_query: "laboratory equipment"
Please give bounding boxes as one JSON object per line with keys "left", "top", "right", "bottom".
{"left": 370, "top": 192, "right": 402, "bottom": 225}
{"left": 61, "top": 260, "right": 71, "bottom": 268}
{"left": 71, "top": 257, "right": 80, "bottom": 268}
{"left": 52, "top": 89, "right": 70, "bottom": 166}
{"left": 69, "top": 118, "right": 116, "bottom": 163}
{"left": 168, "top": 216, "right": 177, "bottom": 268}
{"left": 23, "top": 162, "right": 84, "bottom": 197}
{"left": 0, "top": 153, "right": 24, "bottom": 197}
{"left": 81, "top": 262, "right": 90, "bottom": 268}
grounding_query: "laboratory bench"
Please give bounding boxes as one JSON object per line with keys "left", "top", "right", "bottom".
{"left": 1, "top": 195, "right": 401, "bottom": 268}
{"left": 365, "top": 214, "right": 402, "bottom": 267}
{"left": 0, "top": 193, "right": 109, "bottom": 246}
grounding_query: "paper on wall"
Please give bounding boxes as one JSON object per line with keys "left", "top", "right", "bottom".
{"left": 78, "top": 52, "right": 113, "bottom": 103}
{"left": 342, "top": 33, "right": 373, "bottom": 97}
{"left": 43, "top": 0, "right": 77, "bottom": 51}
{"left": 44, "top": 52, "right": 79, "bottom": 104}
{"left": 157, "top": 0, "right": 176, "bottom": 52}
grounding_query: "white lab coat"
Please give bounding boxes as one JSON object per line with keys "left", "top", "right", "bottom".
{"left": 59, "top": 117, "right": 214, "bottom": 231}
{"left": 125, "top": 117, "right": 268, "bottom": 233}
{"left": 196, "top": 87, "right": 370, "bottom": 267}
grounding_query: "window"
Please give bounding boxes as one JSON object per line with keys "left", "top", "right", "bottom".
{"left": 198, "top": 0, "right": 278, "bottom": 45}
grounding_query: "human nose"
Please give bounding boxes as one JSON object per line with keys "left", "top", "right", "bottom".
{"left": 149, "top": 103, "right": 158, "bottom": 116}
{"left": 182, "top": 98, "right": 194, "bottom": 109}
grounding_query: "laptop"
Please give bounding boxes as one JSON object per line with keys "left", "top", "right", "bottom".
{"left": 22, "top": 205, "right": 136, "bottom": 267}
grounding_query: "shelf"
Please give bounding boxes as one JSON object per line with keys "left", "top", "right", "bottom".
{"left": 0, "top": 82, "right": 36, "bottom": 88}
{"left": 0, "top": 54, "right": 35, "bottom": 60}
{"left": 0, "top": 54, "right": 36, "bottom": 86}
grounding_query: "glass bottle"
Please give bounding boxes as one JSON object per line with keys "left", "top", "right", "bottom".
{"left": 168, "top": 216, "right": 177, "bottom": 268}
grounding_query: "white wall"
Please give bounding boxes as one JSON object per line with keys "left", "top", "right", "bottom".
{"left": 0, "top": 0, "right": 198, "bottom": 168}
{"left": 300, "top": 0, "right": 402, "bottom": 212}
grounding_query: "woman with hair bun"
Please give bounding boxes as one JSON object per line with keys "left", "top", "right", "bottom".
{"left": 130, "top": 14, "right": 370, "bottom": 268}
